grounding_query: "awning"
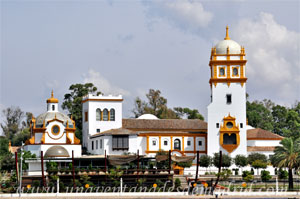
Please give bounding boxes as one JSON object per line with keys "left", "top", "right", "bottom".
{"left": 108, "top": 155, "right": 137, "bottom": 166}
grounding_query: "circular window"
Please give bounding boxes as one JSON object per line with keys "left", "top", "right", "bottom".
{"left": 52, "top": 125, "right": 60, "bottom": 135}
{"left": 226, "top": 122, "right": 233, "bottom": 129}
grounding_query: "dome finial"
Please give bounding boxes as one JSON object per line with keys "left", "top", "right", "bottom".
{"left": 224, "top": 25, "right": 230, "bottom": 40}
{"left": 47, "top": 90, "right": 59, "bottom": 103}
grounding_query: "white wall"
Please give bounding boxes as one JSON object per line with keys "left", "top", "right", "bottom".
{"left": 82, "top": 94, "right": 123, "bottom": 151}
{"left": 45, "top": 121, "right": 66, "bottom": 144}
{"left": 24, "top": 144, "right": 81, "bottom": 157}
{"left": 207, "top": 82, "right": 247, "bottom": 157}
{"left": 247, "top": 140, "right": 280, "bottom": 147}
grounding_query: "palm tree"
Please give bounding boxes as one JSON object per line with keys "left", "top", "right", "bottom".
{"left": 272, "top": 138, "right": 300, "bottom": 190}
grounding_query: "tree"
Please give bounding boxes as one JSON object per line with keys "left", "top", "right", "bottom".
{"left": 132, "top": 89, "right": 178, "bottom": 119}
{"left": 272, "top": 105, "right": 288, "bottom": 136}
{"left": 261, "top": 170, "right": 272, "bottom": 189}
{"left": 212, "top": 153, "right": 232, "bottom": 168}
{"left": 246, "top": 100, "right": 273, "bottom": 131}
{"left": 173, "top": 107, "right": 204, "bottom": 120}
{"left": 62, "top": 83, "right": 101, "bottom": 141}
{"left": 234, "top": 155, "right": 248, "bottom": 174}
{"left": 1, "top": 106, "right": 24, "bottom": 140}
{"left": 199, "top": 155, "right": 211, "bottom": 171}
{"left": 282, "top": 109, "right": 300, "bottom": 140}
{"left": 0, "top": 137, "right": 14, "bottom": 171}
{"left": 242, "top": 170, "right": 254, "bottom": 182}
{"left": 272, "top": 137, "right": 300, "bottom": 190}
{"left": 132, "top": 89, "right": 204, "bottom": 120}
{"left": 247, "top": 153, "right": 268, "bottom": 165}
{"left": 251, "top": 160, "right": 267, "bottom": 176}
{"left": 12, "top": 128, "right": 31, "bottom": 146}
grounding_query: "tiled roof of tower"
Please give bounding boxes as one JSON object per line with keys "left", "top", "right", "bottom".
{"left": 247, "top": 128, "right": 283, "bottom": 140}
{"left": 122, "top": 119, "right": 207, "bottom": 131}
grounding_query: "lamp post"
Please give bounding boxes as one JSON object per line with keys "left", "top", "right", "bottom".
{"left": 19, "top": 142, "right": 24, "bottom": 197}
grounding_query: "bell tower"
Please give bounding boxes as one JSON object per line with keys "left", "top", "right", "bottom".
{"left": 207, "top": 26, "right": 248, "bottom": 156}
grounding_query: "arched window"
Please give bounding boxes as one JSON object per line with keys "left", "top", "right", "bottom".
{"left": 110, "top": 109, "right": 115, "bottom": 121}
{"left": 96, "top": 109, "right": 101, "bottom": 121}
{"left": 174, "top": 139, "right": 181, "bottom": 150}
{"left": 219, "top": 68, "right": 225, "bottom": 76}
{"left": 103, "top": 109, "right": 109, "bottom": 121}
{"left": 223, "top": 133, "right": 237, "bottom": 145}
{"left": 233, "top": 68, "right": 239, "bottom": 76}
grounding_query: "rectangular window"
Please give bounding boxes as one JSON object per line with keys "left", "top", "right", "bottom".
{"left": 96, "top": 140, "right": 98, "bottom": 149}
{"left": 97, "top": 129, "right": 100, "bottom": 133}
{"left": 187, "top": 141, "right": 191, "bottom": 146}
{"left": 226, "top": 94, "right": 232, "bottom": 104}
{"left": 164, "top": 140, "right": 168, "bottom": 146}
{"left": 100, "top": 139, "right": 103, "bottom": 149}
{"left": 52, "top": 105, "right": 55, "bottom": 111}
{"left": 216, "top": 123, "right": 220, "bottom": 128}
{"left": 112, "top": 135, "right": 129, "bottom": 150}
{"left": 153, "top": 140, "right": 156, "bottom": 146}
{"left": 85, "top": 112, "right": 88, "bottom": 122}
{"left": 198, "top": 141, "right": 202, "bottom": 146}
{"left": 92, "top": 141, "right": 94, "bottom": 150}
{"left": 240, "top": 123, "right": 243, "bottom": 128}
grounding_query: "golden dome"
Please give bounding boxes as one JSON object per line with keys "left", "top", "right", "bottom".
{"left": 47, "top": 90, "right": 59, "bottom": 103}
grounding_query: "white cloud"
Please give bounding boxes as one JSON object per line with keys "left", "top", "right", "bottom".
{"left": 233, "top": 12, "right": 300, "bottom": 103}
{"left": 46, "top": 79, "right": 60, "bottom": 90}
{"left": 145, "top": 0, "right": 213, "bottom": 32}
{"left": 83, "top": 69, "right": 130, "bottom": 96}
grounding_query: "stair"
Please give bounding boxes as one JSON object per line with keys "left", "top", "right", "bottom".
{"left": 174, "top": 174, "right": 190, "bottom": 188}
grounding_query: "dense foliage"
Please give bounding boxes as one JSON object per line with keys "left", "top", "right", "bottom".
{"left": 132, "top": 89, "right": 204, "bottom": 120}
{"left": 212, "top": 153, "right": 232, "bottom": 168}
{"left": 247, "top": 99, "right": 300, "bottom": 138}
{"left": 62, "top": 83, "right": 101, "bottom": 142}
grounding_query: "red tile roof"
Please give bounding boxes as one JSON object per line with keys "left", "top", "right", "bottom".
{"left": 247, "top": 128, "right": 283, "bottom": 140}
{"left": 247, "top": 146, "right": 276, "bottom": 152}
{"left": 122, "top": 119, "right": 207, "bottom": 131}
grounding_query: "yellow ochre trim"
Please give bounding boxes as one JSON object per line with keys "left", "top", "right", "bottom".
{"left": 51, "top": 125, "right": 60, "bottom": 135}
{"left": 159, "top": 136, "right": 161, "bottom": 150}
{"left": 224, "top": 25, "right": 230, "bottom": 40}
{"left": 182, "top": 136, "right": 184, "bottom": 152}
{"left": 219, "top": 114, "right": 240, "bottom": 153}
{"left": 146, "top": 136, "right": 149, "bottom": 151}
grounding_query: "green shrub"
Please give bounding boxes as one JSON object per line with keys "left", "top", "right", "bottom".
{"left": 242, "top": 170, "right": 253, "bottom": 182}
{"left": 174, "top": 178, "right": 181, "bottom": 188}
{"left": 33, "top": 180, "right": 40, "bottom": 187}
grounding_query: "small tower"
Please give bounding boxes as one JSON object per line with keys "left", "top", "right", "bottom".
{"left": 207, "top": 26, "right": 247, "bottom": 156}
{"left": 82, "top": 94, "right": 123, "bottom": 150}
{"left": 47, "top": 91, "right": 59, "bottom": 112}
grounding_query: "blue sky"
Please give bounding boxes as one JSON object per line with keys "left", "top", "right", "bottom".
{"left": 1, "top": 0, "right": 299, "bottom": 124}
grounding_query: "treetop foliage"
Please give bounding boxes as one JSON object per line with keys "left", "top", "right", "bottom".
{"left": 247, "top": 98, "right": 300, "bottom": 138}
{"left": 62, "top": 83, "right": 101, "bottom": 142}
{"left": 132, "top": 89, "right": 204, "bottom": 120}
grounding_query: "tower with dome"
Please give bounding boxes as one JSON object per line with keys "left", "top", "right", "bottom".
{"left": 24, "top": 91, "right": 82, "bottom": 159}
{"left": 207, "top": 26, "right": 248, "bottom": 156}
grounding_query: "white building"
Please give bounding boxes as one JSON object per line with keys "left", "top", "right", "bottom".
{"left": 83, "top": 27, "right": 283, "bottom": 163}
{"left": 24, "top": 27, "right": 283, "bottom": 176}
